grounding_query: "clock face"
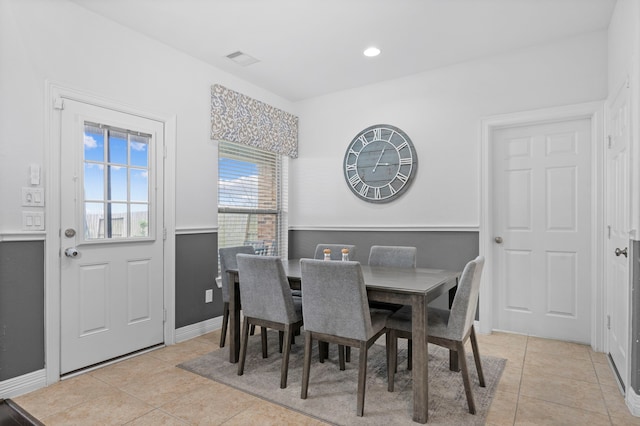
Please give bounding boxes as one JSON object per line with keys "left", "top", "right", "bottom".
{"left": 343, "top": 124, "right": 418, "bottom": 203}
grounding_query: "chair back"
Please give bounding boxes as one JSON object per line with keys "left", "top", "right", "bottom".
{"left": 236, "top": 254, "right": 301, "bottom": 324}
{"left": 300, "top": 259, "right": 373, "bottom": 341}
{"left": 219, "top": 246, "right": 255, "bottom": 303}
{"left": 314, "top": 244, "right": 357, "bottom": 260}
{"left": 447, "top": 256, "right": 485, "bottom": 340}
{"left": 368, "top": 245, "right": 417, "bottom": 268}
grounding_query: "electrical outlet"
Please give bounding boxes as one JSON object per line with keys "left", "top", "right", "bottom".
{"left": 205, "top": 289, "right": 213, "bottom": 303}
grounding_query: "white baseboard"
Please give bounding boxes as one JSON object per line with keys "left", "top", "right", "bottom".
{"left": 175, "top": 316, "right": 223, "bottom": 343}
{"left": 0, "top": 369, "right": 47, "bottom": 398}
{"left": 627, "top": 387, "right": 640, "bottom": 417}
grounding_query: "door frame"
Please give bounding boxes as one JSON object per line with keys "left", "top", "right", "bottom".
{"left": 44, "top": 82, "right": 177, "bottom": 384}
{"left": 479, "top": 101, "right": 605, "bottom": 351}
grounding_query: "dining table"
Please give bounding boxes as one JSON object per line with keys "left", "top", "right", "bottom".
{"left": 226, "top": 259, "right": 460, "bottom": 424}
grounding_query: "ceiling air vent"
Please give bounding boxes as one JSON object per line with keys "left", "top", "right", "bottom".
{"left": 226, "top": 51, "right": 260, "bottom": 67}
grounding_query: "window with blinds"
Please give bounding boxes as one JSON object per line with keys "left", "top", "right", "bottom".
{"left": 218, "top": 141, "right": 287, "bottom": 257}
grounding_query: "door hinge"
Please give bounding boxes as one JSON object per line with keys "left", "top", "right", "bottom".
{"left": 163, "top": 228, "right": 167, "bottom": 240}
{"left": 608, "top": 225, "right": 611, "bottom": 239}
{"left": 607, "top": 315, "right": 611, "bottom": 330}
{"left": 607, "top": 135, "right": 613, "bottom": 149}
{"left": 163, "top": 145, "right": 167, "bottom": 159}
{"left": 163, "top": 309, "right": 167, "bottom": 322}
{"left": 53, "top": 98, "right": 64, "bottom": 110}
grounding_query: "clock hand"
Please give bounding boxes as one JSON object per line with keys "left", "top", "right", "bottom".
{"left": 372, "top": 148, "right": 386, "bottom": 173}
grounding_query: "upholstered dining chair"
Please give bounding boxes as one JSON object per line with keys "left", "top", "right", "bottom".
{"left": 236, "top": 254, "right": 303, "bottom": 389}
{"left": 385, "top": 256, "right": 486, "bottom": 414}
{"left": 218, "top": 245, "right": 256, "bottom": 348}
{"left": 314, "top": 243, "right": 357, "bottom": 261}
{"left": 368, "top": 245, "right": 418, "bottom": 368}
{"left": 368, "top": 245, "right": 417, "bottom": 268}
{"left": 299, "top": 259, "right": 390, "bottom": 417}
{"left": 312, "top": 243, "right": 358, "bottom": 362}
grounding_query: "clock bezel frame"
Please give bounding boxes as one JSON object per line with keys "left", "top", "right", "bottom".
{"left": 343, "top": 124, "right": 418, "bottom": 204}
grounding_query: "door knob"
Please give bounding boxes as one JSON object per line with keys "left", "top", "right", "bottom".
{"left": 65, "top": 247, "right": 79, "bottom": 257}
{"left": 615, "top": 247, "right": 628, "bottom": 258}
{"left": 494, "top": 237, "right": 503, "bottom": 244}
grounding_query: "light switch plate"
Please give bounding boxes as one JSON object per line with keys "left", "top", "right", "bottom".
{"left": 205, "top": 289, "right": 213, "bottom": 303}
{"left": 23, "top": 211, "right": 45, "bottom": 231}
{"left": 22, "top": 187, "right": 44, "bottom": 206}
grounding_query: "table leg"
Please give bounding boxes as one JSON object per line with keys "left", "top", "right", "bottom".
{"left": 411, "top": 295, "right": 428, "bottom": 423}
{"left": 228, "top": 271, "right": 241, "bottom": 363}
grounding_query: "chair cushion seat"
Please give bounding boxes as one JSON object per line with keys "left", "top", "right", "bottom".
{"left": 385, "top": 305, "right": 451, "bottom": 339}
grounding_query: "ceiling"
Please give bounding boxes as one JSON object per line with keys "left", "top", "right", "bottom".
{"left": 70, "top": 0, "right": 616, "bottom": 102}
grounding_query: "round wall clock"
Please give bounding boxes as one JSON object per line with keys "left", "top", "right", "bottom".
{"left": 343, "top": 124, "right": 418, "bottom": 203}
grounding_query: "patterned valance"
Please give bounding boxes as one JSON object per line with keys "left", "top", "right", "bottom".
{"left": 211, "top": 84, "right": 298, "bottom": 158}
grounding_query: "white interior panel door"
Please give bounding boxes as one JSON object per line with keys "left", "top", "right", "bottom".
{"left": 60, "top": 99, "right": 165, "bottom": 374}
{"left": 606, "top": 82, "right": 630, "bottom": 388}
{"left": 493, "top": 118, "right": 592, "bottom": 343}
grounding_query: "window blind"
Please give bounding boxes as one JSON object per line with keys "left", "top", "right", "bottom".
{"left": 218, "top": 141, "right": 287, "bottom": 257}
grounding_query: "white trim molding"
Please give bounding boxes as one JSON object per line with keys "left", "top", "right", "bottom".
{"left": 175, "top": 226, "right": 218, "bottom": 235}
{"left": 289, "top": 225, "right": 479, "bottom": 232}
{"left": 479, "top": 101, "right": 605, "bottom": 352}
{"left": 0, "top": 369, "right": 46, "bottom": 399}
{"left": 0, "top": 232, "right": 46, "bottom": 242}
{"left": 627, "top": 388, "right": 640, "bottom": 417}
{"left": 175, "top": 317, "right": 223, "bottom": 343}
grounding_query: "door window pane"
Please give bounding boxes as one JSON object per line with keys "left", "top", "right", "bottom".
{"left": 84, "top": 163, "right": 104, "bottom": 200}
{"left": 130, "top": 169, "right": 148, "bottom": 202}
{"left": 108, "top": 166, "right": 128, "bottom": 202}
{"left": 83, "top": 122, "right": 152, "bottom": 240}
{"left": 84, "top": 202, "right": 104, "bottom": 239}
{"left": 84, "top": 124, "right": 104, "bottom": 162}
{"left": 130, "top": 135, "right": 149, "bottom": 167}
{"left": 131, "top": 204, "right": 149, "bottom": 237}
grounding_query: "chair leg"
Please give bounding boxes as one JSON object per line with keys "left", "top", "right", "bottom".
{"left": 250, "top": 324, "right": 256, "bottom": 336}
{"left": 356, "top": 341, "right": 368, "bottom": 417}
{"left": 387, "top": 331, "right": 397, "bottom": 392}
{"left": 219, "top": 302, "right": 229, "bottom": 347}
{"left": 338, "top": 345, "right": 346, "bottom": 371}
{"left": 470, "top": 326, "right": 485, "bottom": 387}
{"left": 346, "top": 346, "right": 351, "bottom": 363}
{"left": 301, "top": 332, "right": 313, "bottom": 399}
{"left": 261, "top": 326, "right": 268, "bottom": 358}
{"left": 456, "top": 341, "right": 476, "bottom": 414}
{"left": 280, "top": 324, "right": 294, "bottom": 389}
{"left": 237, "top": 317, "right": 251, "bottom": 376}
{"left": 407, "top": 339, "right": 412, "bottom": 371}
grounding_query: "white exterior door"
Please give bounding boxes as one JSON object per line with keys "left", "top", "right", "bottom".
{"left": 492, "top": 118, "right": 592, "bottom": 343}
{"left": 60, "top": 99, "right": 165, "bottom": 374}
{"left": 606, "top": 82, "right": 630, "bottom": 388}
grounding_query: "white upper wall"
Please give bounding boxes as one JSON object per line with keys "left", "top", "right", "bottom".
{"left": 290, "top": 31, "right": 608, "bottom": 228}
{"left": 0, "top": 0, "right": 295, "bottom": 234}
{"left": 0, "top": 0, "right": 610, "bottom": 235}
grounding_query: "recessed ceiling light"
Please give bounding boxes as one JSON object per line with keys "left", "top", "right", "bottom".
{"left": 363, "top": 47, "right": 381, "bottom": 57}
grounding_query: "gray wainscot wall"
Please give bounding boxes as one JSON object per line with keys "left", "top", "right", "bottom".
{"left": 0, "top": 241, "right": 45, "bottom": 381}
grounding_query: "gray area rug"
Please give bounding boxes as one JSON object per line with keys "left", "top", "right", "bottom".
{"left": 179, "top": 331, "right": 505, "bottom": 425}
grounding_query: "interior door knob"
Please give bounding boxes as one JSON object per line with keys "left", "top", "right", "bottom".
{"left": 615, "top": 247, "right": 628, "bottom": 258}
{"left": 65, "top": 247, "right": 79, "bottom": 257}
{"left": 494, "top": 236, "right": 503, "bottom": 244}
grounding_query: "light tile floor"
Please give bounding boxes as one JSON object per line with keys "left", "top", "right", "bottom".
{"left": 13, "top": 330, "right": 640, "bottom": 425}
